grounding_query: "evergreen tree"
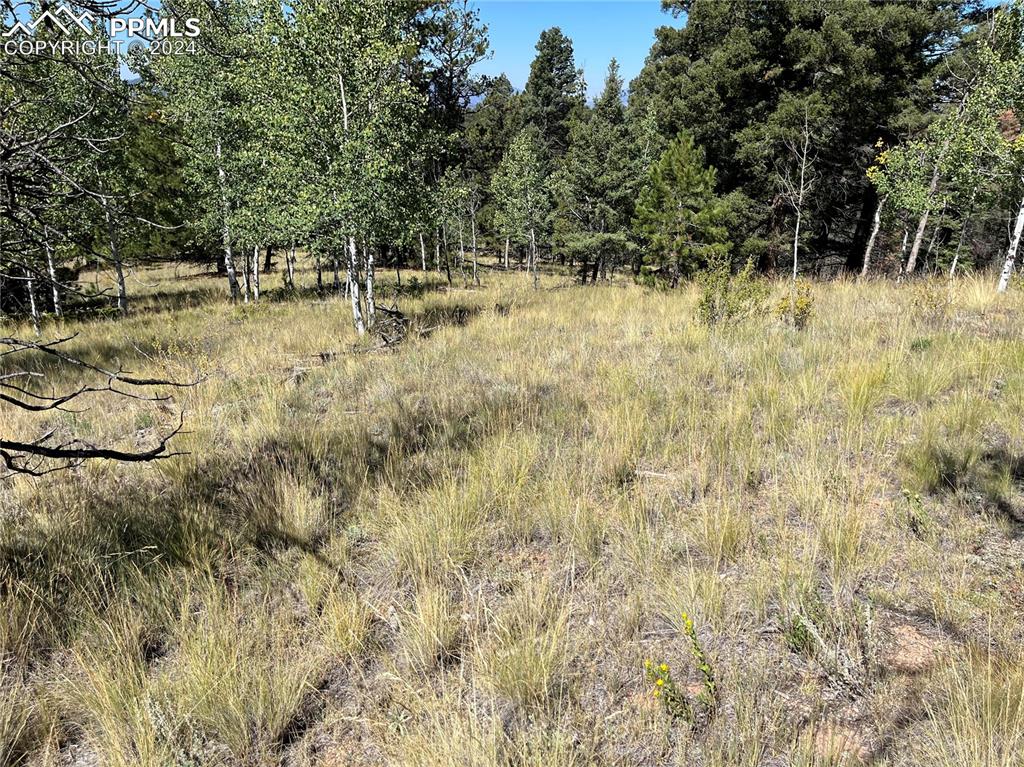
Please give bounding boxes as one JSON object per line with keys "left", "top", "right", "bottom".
{"left": 634, "top": 133, "right": 730, "bottom": 284}
{"left": 552, "top": 60, "right": 635, "bottom": 282}
{"left": 630, "top": 0, "right": 976, "bottom": 271}
{"left": 523, "top": 27, "right": 584, "bottom": 159}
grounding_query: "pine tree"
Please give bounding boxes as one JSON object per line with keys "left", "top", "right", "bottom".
{"left": 634, "top": 133, "right": 730, "bottom": 284}
{"left": 552, "top": 60, "right": 634, "bottom": 282}
{"left": 523, "top": 27, "right": 584, "bottom": 159}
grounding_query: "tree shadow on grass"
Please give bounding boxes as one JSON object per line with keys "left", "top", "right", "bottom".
{"left": 915, "top": 443, "right": 1024, "bottom": 529}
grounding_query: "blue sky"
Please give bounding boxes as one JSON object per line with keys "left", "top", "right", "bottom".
{"left": 472, "top": 1, "right": 678, "bottom": 100}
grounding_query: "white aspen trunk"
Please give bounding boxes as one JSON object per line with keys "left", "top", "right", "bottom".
{"left": 790, "top": 207, "right": 801, "bottom": 325}
{"left": 997, "top": 192, "right": 1024, "bottom": 293}
{"left": 347, "top": 236, "right": 364, "bottom": 335}
{"left": 861, "top": 195, "right": 885, "bottom": 278}
{"left": 949, "top": 189, "right": 977, "bottom": 280}
{"left": 442, "top": 222, "right": 452, "bottom": 285}
{"left": 104, "top": 204, "right": 128, "bottom": 315}
{"left": 434, "top": 230, "right": 441, "bottom": 273}
{"left": 44, "top": 235, "right": 61, "bottom": 316}
{"left": 530, "top": 227, "right": 538, "bottom": 289}
{"left": 365, "top": 241, "right": 375, "bottom": 326}
{"left": 503, "top": 236, "right": 510, "bottom": 270}
{"left": 906, "top": 156, "right": 944, "bottom": 274}
{"left": 420, "top": 232, "right": 427, "bottom": 271}
{"left": 215, "top": 137, "right": 240, "bottom": 302}
{"left": 458, "top": 218, "right": 467, "bottom": 285}
{"left": 241, "top": 246, "right": 250, "bottom": 304}
{"left": 338, "top": 70, "right": 363, "bottom": 335}
{"left": 25, "top": 268, "right": 39, "bottom": 334}
{"left": 922, "top": 201, "right": 947, "bottom": 273}
{"left": 252, "top": 244, "right": 260, "bottom": 302}
{"left": 332, "top": 254, "right": 341, "bottom": 292}
{"left": 286, "top": 244, "right": 296, "bottom": 289}
{"left": 471, "top": 212, "right": 479, "bottom": 286}
{"left": 897, "top": 228, "right": 909, "bottom": 278}
{"left": 315, "top": 251, "right": 323, "bottom": 290}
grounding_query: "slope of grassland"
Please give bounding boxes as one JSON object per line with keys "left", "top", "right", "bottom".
{"left": 2, "top": 265, "right": 1023, "bottom": 766}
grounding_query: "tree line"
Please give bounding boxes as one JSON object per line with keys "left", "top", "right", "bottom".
{"left": 2, "top": 0, "right": 1024, "bottom": 340}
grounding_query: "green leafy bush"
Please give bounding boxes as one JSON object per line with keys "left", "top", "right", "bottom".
{"left": 775, "top": 280, "right": 814, "bottom": 328}
{"left": 696, "top": 257, "right": 769, "bottom": 326}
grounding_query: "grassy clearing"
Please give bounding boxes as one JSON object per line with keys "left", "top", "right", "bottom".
{"left": 2, "top": 263, "right": 1023, "bottom": 765}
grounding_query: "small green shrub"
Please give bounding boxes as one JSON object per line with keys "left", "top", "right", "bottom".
{"left": 697, "top": 258, "right": 769, "bottom": 326}
{"left": 774, "top": 280, "right": 814, "bottom": 329}
{"left": 910, "top": 280, "right": 952, "bottom": 324}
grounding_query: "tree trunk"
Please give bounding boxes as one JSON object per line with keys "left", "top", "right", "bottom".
{"left": 347, "top": 236, "right": 365, "bottom": 335}
{"left": 215, "top": 137, "right": 241, "bottom": 302}
{"left": 860, "top": 195, "right": 885, "bottom": 278}
{"left": 264, "top": 244, "right": 273, "bottom": 273}
{"left": 434, "top": 229, "right": 441, "bottom": 274}
{"left": 286, "top": 244, "right": 296, "bottom": 290}
{"left": 997, "top": 192, "right": 1024, "bottom": 293}
{"left": 25, "top": 268, "right": 39, "bottom": 334}
{"left": 949, "top": 189, "right": 977, "bottom": 280}
{"left": 442, "top": 223, "right": 452, "bottom": 286}
{"left": 790, "top": 206, "right": 802, "bottom": 326}
{"left": 252, "top": 244, "right": 261, "bottom": 302}
{"left": 503, "top": 236, "right": 510, "bottom": 270}
{"left": 365, "top": 241, "right": 375, "bottom": 327}
{"left": 105, "top": 205, "right": 128, "bottom": 315}
{"left": 471, "top": 212, "right": 479, "bottom": 286}
{"left": 241, "top": 246, "right": 250, "bottom": 303}
{"left": 906, "top": 161, "right": 942, "bottom": 274}
{"left": 898, "top": 229, "right": 909, "bottom": 276}
{"left": 530, "top": 227, "right": 539, "bottom": 289}
{"left": 316, "top": 251, "right": 323, "bottom": 290}
{"left": 420, "top": 232, "right": 427, "bottom": 271}
{"left": 44, "top": 236, "right": 61, "bottom": 316}
{"left": 458, "top": 218, "right": 467, "bottom": 286}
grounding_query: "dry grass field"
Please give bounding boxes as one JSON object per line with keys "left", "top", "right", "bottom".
{"left": 2, "top": 263, "right": 1023, "bottom": 766}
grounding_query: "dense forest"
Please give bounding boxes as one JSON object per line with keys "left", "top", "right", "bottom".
{"left": 2, "top": 0, "right": 1024, "bottom": 335}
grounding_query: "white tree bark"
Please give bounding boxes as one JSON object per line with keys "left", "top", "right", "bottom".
{"left": 365, "top": 241, "right": 375, "bottom": 326}
{"left": 241, "top": 246, "right": 250, "bottom": 304}
{"left": 44, "top": 233, "right": 61, "bottom": 316}
{"left": 347, "top": 236, "right": 365, "bottom": 335}
{"left": 906, "top": 144, "right": 946, "bottom": 274}
{"left": 503, "top": 236, "right": 510, "bottom": 270}
{"left": 861, "top": 195, "right": 885, "bottom": 278}
{"left": 997, "top": 192, "right": 1024, "bottom": 293}
{"left": 458, "top": 218, "right": 467, "bottom": 285}
{"left": 25, "top": 268, "right": 39, "bottom": 334}
{"left": 471, "top": 212, "right": 479, "bottom": 286}
{"left": 104, "top": 204, "right": 128, "bottom": 315}
{"left": 420, "top": 232, "right": 427, "bottom": 271}
{"left": 286, "top": 244, "right": 296, "bottom": 290}
{"left": 530, "top": 227, "right": 538, "bottom": 289}
{"left": 251, "top": 244, "right": 260, "bottom": 302}
{"left": 215, "top": 137, "right": 241, "bottom": 302}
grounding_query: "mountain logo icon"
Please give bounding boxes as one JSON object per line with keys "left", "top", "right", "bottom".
{"left": 4, "top": 5, "right": 95, "bottom": 37}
